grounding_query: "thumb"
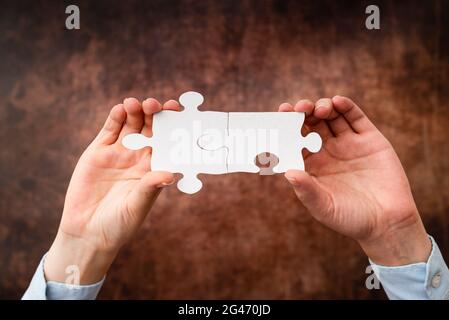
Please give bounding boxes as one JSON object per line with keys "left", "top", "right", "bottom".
{"left": 126, "top": 171, "right": 175, "bottom": 220}
{"left": 284, "top": 170, "right": 333, "bottom": 218}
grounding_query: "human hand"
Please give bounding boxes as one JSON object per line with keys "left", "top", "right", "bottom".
{"left": 280, "top": 96, "right": 431, "bottom": 266}
{"left": 45, "top": 97, "right": 181, "bottom": 284}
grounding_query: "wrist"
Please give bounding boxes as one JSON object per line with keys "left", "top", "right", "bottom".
{"left": 359, "top": 217, "right": 431, "bottom": 266}
{"left": 44, "top": 230, "right": 117, "bottom": 285}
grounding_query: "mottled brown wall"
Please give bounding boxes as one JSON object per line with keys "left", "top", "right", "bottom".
{"left": 1, "top": 0, "right": 448, "bottom": 299}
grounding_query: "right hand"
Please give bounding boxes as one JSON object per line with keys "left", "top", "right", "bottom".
{"left": 45, "top": 97, "right": 181, "bottom": 284}
{"left": 280, "top": 96, "right": 431, "bottom": 266}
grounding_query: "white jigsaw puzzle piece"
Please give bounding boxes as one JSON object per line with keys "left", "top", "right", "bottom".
{"left": 122, "top": 91, "right": 228, "bottom": 194}
{"left": 198, "top": 112, "right": 322, "bottom": 174}
{"left": 229, "top": 112, "right": 321, "bottom": 173}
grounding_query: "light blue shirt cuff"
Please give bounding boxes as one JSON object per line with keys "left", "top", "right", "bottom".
{"left": 370, "top": 236, "right": 449, "bottom": 300}
{"left": 22, "top": 254, "right": 105, "bottom": 300}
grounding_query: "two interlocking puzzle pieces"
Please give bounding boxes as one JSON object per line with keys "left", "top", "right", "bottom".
{"left": 122, "top": 91, "right": 322, "bottom": 194}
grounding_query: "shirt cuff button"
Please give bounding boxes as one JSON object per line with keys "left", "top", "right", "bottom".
{"left": 431, "top": 273, "right": 441, "bottom": 288}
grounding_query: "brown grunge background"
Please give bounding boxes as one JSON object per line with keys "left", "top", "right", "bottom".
{"left": 1, "top": 0, "right": 448, "bottom": 299}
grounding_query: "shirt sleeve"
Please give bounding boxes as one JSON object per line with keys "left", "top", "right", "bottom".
{"left": 370, "top": 236, "right": 449, "bottom": 300}
{"left": 22, "top": 254, "right": 105, "bottom": 300}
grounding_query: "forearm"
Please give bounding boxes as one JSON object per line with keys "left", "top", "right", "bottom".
{"left": 45, "top": 231, "right": 117, "bottom": 285}
{"left": 359, "top": 217, "right": 431, "bottom": 266}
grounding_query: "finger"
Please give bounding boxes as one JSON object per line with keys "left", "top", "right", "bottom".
{"left": 313, "top": 98, "right": 340, "bottom": 121}
{"left": 284, "top": 170, "right": 333, "bottom": 219}
{"left": 126, "top": 171, "right": 175, "bottom": 222}
{"left": 294, "top": 99, "right": 315, "bottom": 116}
{"left": 311, "top": 98, "right": 355, "bottom": 136}
{"left": 163, "top": 99, "right": 182, "bottom": 111}
{"left": 278, "top": 102, "right": 293, "bottom": 112}
{"left": 95, "top": 103, "right": 126, "bottom": 145}
{"left": 141, "top": 98, "right": 162, "bottom": 136}
{"left": 331, "top": 96, "right": 377, "bottom": 134}
{"left": 328, "top": 115, "right": 353, "bottom": 136}
{"left": 120, "top": 97, "right": 144, "bottom": 137}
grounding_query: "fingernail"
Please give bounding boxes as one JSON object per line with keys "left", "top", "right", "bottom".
{"left": 285, "top": 175, "right": 298, "bottom": 185}
{"left": 156, "top": 179, "right": 175, "bottom": 188}
{"left": 315, "top": 102, "right": 326, "bottom": 110}
{"left": 163, "top": 179, "right": 175, "bottom": 186}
